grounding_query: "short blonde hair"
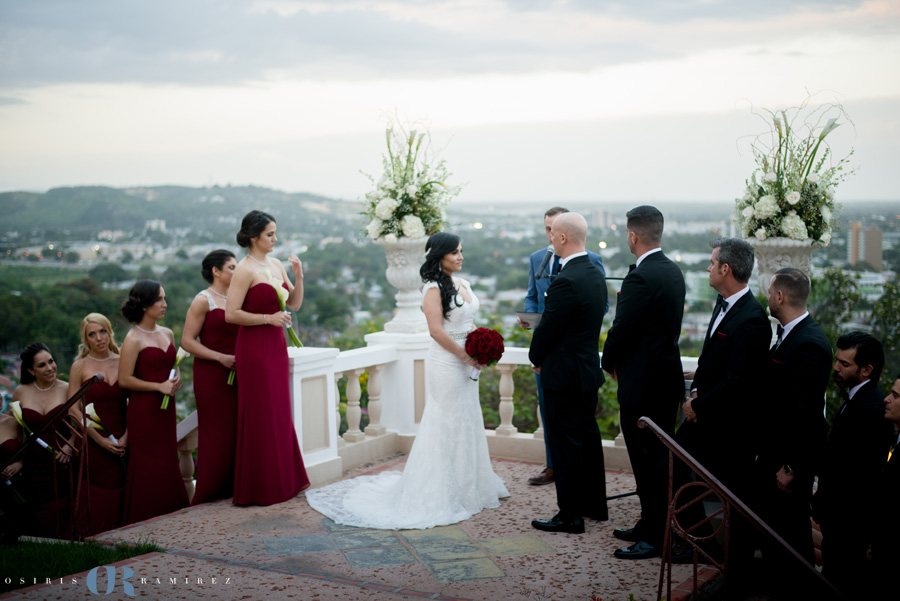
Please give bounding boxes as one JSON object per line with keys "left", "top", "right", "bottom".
{"left": 77, "top": 313, "right": 121, "bottom": 359}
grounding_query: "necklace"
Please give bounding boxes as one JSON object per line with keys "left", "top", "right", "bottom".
{"left": 88, "top": 352, "right": 114, "bottom": 362}
{"left": 207, "top": 287, "right": 228, "bottom": 300}
{"left": 247, "top": 254, "right": 269, "bottom": 268}
{"left": 34, "top": 380, "right": 56, "bottom": 392}
{"left": 134, "top": 324, "right": 160, "bottom": 334}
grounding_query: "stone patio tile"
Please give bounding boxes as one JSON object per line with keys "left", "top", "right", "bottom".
{"left": 425, "top": 558, "right": 506, "bottom": 583}
{"left": 332, "top": 530, "right": 402, "bottom": 550}
{"left": 343, "top": 546, "right": 418, "bottom": 568}
{"left": 479, "top": 535, "right": 557, "bottom": 557}
{"left": 319, "top": 517, "right": 363, "bottom": 533}
{"left": 411, "top": 539, "right": 486, "bottom": 562}
{"left": 399, "top": 524, "right": 469, "bottom": 543}
{"left": 264, "top": 535, "right": 335, "bottom": 555}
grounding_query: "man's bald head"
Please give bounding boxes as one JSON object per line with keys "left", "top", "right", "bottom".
{"left": 551, "top": 212, "right": 588, "bottom": 256}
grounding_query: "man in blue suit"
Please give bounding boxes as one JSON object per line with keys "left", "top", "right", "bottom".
{"left": 521, "top": 206, "right": 605, "bottom": 485}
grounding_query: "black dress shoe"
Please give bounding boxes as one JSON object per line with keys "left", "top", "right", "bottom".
{"left": 614, "top": 541, "right": 661, "bottom": 560}
{"left": 613, "top": 527, "right": 640, "bottom": 542}
{"left": 585, "top": 512, "right": 609, "bottom": 522}
{"left": 531, "top": 515, "right": 585, "bottom": 534}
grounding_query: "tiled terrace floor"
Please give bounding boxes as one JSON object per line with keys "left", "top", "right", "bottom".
{"left": 3, "top": 456, "right": 698, "bottom": 601}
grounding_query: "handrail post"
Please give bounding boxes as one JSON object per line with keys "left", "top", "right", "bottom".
{"left": 364, "top": 365, "right": 385, "bottom": 437}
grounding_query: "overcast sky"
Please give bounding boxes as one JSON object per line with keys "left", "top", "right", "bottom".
{"left": 1, "top": 0, "right": 898, "bottom": 204}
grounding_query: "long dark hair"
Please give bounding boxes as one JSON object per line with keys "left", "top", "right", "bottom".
{"left": 419, "top": 232, "right": 462, "bottom": 319}
{"left": 201, "top": 249, "right": 236, "bottom": 283}
{"left": 236, "top": 211, "right": 275, "bottom": 248}
{"left": 121, "top": 280, "right": 162, "bottom": 323}
{"left": 20, "top": 342, "right": 51, "bottom": 384}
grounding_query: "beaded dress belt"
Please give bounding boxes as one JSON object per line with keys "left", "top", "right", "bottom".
{"left": 447, "top": 331, "right": 469, "bottom": 340}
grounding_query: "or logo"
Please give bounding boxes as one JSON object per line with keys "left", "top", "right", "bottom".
{"left": 86, "top": 566, "right": 135, "bottom": 597}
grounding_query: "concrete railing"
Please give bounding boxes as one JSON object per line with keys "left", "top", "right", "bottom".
{"left": 176, "top": 331, "right": 700, "bottom": 492}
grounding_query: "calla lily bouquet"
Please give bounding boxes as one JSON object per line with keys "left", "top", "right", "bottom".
{"left": 259, "top": 269, "right": 303, "bottom": 347}
{"left": 363, "top": 118, "right": 462, "bottom": 241}
{"left": 735, "top": 99, "right": 854, "bottom": 246}
{"left": 9, "top": 400, "right": 58, "bottom": 456}
{"left": 84, "top": 402, "right": 118, "bottom": 444}
{"left": 161, "top": 347, "right": 190, "bottom": 409}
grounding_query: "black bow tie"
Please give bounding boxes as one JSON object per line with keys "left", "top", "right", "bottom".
{"left": 776, "top": 325, "right": 785, "bottom": 338}
{"left": 628, "top": 264, "right": 636, "bottom": 273}
{"left": 714, "top": 295, "right": 729, "bottom": 313}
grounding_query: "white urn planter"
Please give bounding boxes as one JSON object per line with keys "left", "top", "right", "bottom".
{"left": 373, "top": 235, "right": 429, "bottom": 333}
{"left": 749, "top": 237, "right": 814, "bottom": 294}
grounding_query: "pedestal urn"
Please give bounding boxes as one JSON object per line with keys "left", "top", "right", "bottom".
{"left": 373, "top": 235, "right": 429, "bottom": 333}
{"left": 749, "top": 237, "right": 814, "bottom": 294}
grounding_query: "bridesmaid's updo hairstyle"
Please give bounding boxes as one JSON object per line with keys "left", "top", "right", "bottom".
{"left": 121, "top": 280, "right": 162, "bottom": 324}
{"left": 201, "top": 249, "right": 236, "bottom": 283}
{"left": 20, "top": 342, "right": 51, "bottom": 384}
{"left": 420, "top": 232, "right": 463, "bottom": 320}
{"left": 236, "top": 210, "right": 276, "bottom": 248}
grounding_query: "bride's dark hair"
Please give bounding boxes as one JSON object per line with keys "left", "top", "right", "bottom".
{"left": 419, "top": 232, "right": 463, "bottom": 319}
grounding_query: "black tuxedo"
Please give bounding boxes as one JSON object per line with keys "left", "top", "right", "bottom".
{"left": 755, "top": 315, "right": 832, "bottom": 566}
{"left": 871, "top": 432, "right": 900, "bottom": 596}
{"left": 677, "top": 290, "right": 771, "bottom": 485}
{"left": 601, "top": 250, "right": 685, "bottom": 545}
{"left": 529, "top": 254, "right": 608, "bottom": 520}
{"left": 814, "top": 379, "right": 893, "bottom": 593}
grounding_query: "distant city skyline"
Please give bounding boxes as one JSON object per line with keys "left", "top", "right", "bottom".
{"left": 1, "top": 1, "right": 899, "bottom": 204}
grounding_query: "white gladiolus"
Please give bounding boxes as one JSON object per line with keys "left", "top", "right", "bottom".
{"left": 786, "top": 190, "right": 801, "bottom": 205}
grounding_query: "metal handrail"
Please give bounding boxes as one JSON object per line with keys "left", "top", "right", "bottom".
{"left": 636, "top": 416, "right": 846, "bottom": 601}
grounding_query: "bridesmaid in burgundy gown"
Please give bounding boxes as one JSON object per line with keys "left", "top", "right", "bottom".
{"left": 118, "top": 280, "right": 189, "bottom": 524}
{"left": 69, "top": 313, "right": 128, "bottom": 536}
{"left": 10, "top": 342, "right": 76, "bottom": 538}
{"left": 182, "top": 250, "right": 240, "bottom": 504}
{"left": 226, "top": 211, "right": 309, "bottom": 505}
{"left": 1, "top": 412, "right": 25, "bottom": 543}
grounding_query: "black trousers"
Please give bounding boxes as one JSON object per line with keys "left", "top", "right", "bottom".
{"left": 542, "top": 386, "right": 608, "bottom": 520}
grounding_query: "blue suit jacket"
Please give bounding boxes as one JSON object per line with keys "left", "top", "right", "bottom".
{"left": 524, "top": 248, "right": 606, "bottom": 313}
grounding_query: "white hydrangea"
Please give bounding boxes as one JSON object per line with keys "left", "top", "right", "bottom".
{"left": 406, "top": 184, "right": 418, "bottom": 197}
{"left": 755, "top": 228, "right": 768, "bottom": 241}
{"left": 400, "top": 214, "right": 426, "bottom": 239}
{"left": 764, "top": 172, "right": 778, "bottom": 183}
{"left": 821, "top": 206, "right": 832, "bottom": 223}
{"left": 742, "top": 206, "right": 754, "bottom": 219}
{"left": 754, "top": 195, "right": 779, "bottom": 219}
{"left": 383, "top": 233, "right": 398, "bottom": 243}
{"left": 374, "top": 197, "right": 399, "bottom": 220}
{"left": 820, "top": 229, "right": 832, "bottom": 246}
{"left": 781, "top": 211, "right": 809, "bottom": 240}
{"left": 786, "top": 190, "right": 801, "bottom": 205}
{"left": 742, "top": 192, "right": 754, "bottom": 203}
{"left": 366, "top": 219, "right": 383, "bottom": 239}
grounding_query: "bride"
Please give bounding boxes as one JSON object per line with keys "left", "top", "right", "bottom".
{"left": 305, "top": 232, "right": 509, "bottom": 529}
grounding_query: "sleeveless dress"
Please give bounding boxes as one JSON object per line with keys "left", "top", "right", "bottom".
{"left": 233, "top": 282, "right": 309, "bottom": 505}
{"left": 192, "top": 291, "right": 240, "bottom": 505}
{"left": 0, "top": 438, "right": 25, "bottom": 541}
{"left": 75, "top": 380, "right": 128, "bottom": 536}
{"left": 21, "top": 405, "right": 73, "bottom": 538}
{"left": 306, "top": 279, "right": 509, "bottom": 529}
{"left": 122, "top": 344, "right": 189, "bottom": 524}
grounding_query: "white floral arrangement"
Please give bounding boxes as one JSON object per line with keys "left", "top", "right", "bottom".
{"left": 735, "top": 100, "right": 854, "bottom": 246}
{"left": 363, "top": 119, "right": 462, "bottom": 241}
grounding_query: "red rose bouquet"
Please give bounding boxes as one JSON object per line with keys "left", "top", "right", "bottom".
{"left": 464, "top": 327, "right": 505, "bottom": 381}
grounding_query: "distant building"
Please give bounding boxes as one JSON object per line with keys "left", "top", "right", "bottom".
{"left": 847, "top": 222, "right": 883, "bottom": 271}
{"left": 145, "top": 219, "right": 167, "bottom": 232}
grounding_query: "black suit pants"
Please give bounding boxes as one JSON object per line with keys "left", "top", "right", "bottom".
{"left": 543, "top": 387, "right": 608, "bottom": 520}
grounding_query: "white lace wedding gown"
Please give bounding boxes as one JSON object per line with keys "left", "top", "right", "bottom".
{"left": 305, "top": 278, "right": 509, "bottom": 529}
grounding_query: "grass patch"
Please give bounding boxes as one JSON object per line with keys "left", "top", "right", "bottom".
{"left": 0, "top": 538, "right": 162, "bottom": 593}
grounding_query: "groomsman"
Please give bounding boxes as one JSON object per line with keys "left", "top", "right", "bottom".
{"left": 601, "top": 205, "right": 686, "bottom": 560}
{"left": 756, "top": 268, "right": 832, "bottom": 580}
{"left": 813, "top": 332, "right": 893, "bottom": 595}
{"left": 521, "top": 206, "right": 605, "bottom": 486}
{"left": 869, "top": 372, "right": 900, "bottom": 597}
{"left": 529, "top": 212, "right": 608, "bottom": 533}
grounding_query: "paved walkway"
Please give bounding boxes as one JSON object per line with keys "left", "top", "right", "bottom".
{"left": 3, "top": 457, "right": 695, "bottom": 601}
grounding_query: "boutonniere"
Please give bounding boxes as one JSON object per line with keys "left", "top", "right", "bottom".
{"left": 716, "top": 331, "right": 728, "bottom": 338}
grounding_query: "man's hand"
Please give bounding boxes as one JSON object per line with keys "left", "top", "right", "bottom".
{"left": 532, "top": 365, "right": 541, "bottom": 375}
{"left": 776, "top": 466, "right": 795, "bottom": 493}
{"left": 682, "top": 396, "right": 697, "bottom": 422}
{"left": 517, "top": 316, "right": 531, "bottom": 329}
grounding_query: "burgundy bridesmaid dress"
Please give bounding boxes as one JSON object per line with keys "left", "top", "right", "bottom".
{"left": 74, "top": 380, "right": 128, "bottom": 536}
{"left": 233, "top": 282, "right": 309, "bottom": 505}
{"left": 191, "top": 294, "right": 240, "bottom": 504}
{"left": 21, "top": 405, "right": 73, "bottom": 538}
{"left": 122, "top": 344, "right": 189, "bottom": 524}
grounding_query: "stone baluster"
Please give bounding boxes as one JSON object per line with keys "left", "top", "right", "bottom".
{"left": 533, "top": 398, "right": 545, "bottom": 440}
{"left": 495, "top": 364, "right": 518, "bottom": 436}
{"left": 334, "top": 372, "right": 343, "bottom": 438}
{"left": 364, "top": 365, "right": 386, "bottom": 436}
{"left": 177, "top": 430, "right": 198, "bottom": 503}
{"left": 343, "top": 368, "right": 366, "bottom": 442}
